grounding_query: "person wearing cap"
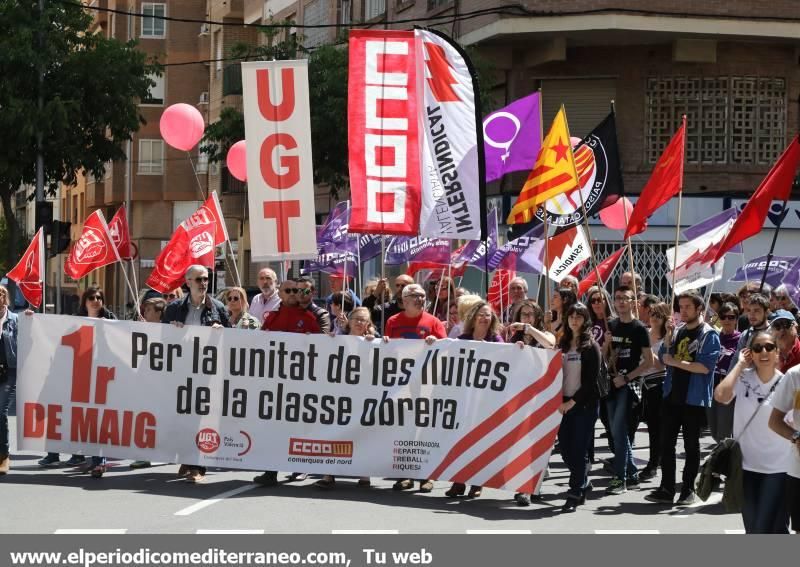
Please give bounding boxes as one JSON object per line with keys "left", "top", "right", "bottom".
{"left": 771, "top": 309, "right": 800, "bottom": 373}
{"left": 325, "top": 274, "right": 361, "bottom": 317}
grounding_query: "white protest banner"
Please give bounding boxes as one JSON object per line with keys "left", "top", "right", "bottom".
{"left": 18, "top": 315, "right": 562, "bottom": 493}
{"left": 242, "top": 60, "right": 317, "bottom": 260}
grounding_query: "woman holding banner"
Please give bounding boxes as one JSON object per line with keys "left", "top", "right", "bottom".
{"left": 315, "top": 307, "right": 377, "bottom": 490}
{"left": 557, "top": 303, "right": 602, "bottom": 513}
{"left": 224, "top": 287, "right": 260, "bottom": 330}
{"left": 38, "top": 286, "right": 117, "bottom": 473}
{"left": 0, "top": 285, "right": 18, "bottom": 475}
{"left": 445, "top": 301, "right": 504, "bottom": 499}
{"left": 506, "top": 300, "right": 555, "bottom": 349}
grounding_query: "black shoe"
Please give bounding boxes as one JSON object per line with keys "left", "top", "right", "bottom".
{"left": 561, "top": 499, "right": 578, "bottom": 513}
{"left": 644, "top": 487, "right": 674, "bottom": 504}
{"left": 639, "top": 466, "right": 658, "bottom": 481}
{"left": 626, "top": 475, "right": 640, "bottom": 488}
{"left": 253, "top": 471, "right": 279, "bottom": 487}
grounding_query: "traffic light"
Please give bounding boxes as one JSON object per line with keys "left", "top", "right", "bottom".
{"left": 35, "top": 201, "right": 53, "bottom": 232}
{"left": 49, "top": 220, "right": 72, "bottom": 257}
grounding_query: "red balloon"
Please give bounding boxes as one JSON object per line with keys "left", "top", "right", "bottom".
{"left": 226, "top": 140, "right": 247, "bottom": 181}
{"left": 600, "top": 197, "right": 633, "bottom": 230}
{"left": 159, "top": 103, "right": 205, "bottom": 151}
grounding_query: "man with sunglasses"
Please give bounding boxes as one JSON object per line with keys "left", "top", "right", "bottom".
{"left": 646, "top": 291, "right": 720, "bottom": 506}
{"left": 254, "top": 276, "right": 322, "bottom": 488}
{"left": 770, "top": 310, "right": 800, "bottom": 373}
{"left": 372, "top": 274, "right": 414, "bottom": 334}
{"left": 162, "top": 265, "right": 230, "bottom": 483}
{"left": 296, "top": 276, "right": 331, "bottom": 334}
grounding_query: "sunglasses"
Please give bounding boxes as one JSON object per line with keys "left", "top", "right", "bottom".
{"left": 751, "top": 343, "right": 777, "bottom": 353}
{"left": 87, "top": 295, "right": 103, "bottom": 301}
{"left": 720, "top": 314, "right": 738, "bottom": 321}
{"left": 194, "top": 277, "right": 209, "bottom": 283}
{"left": 227, "top": 296, "right": 241, "bottom": 302}
{"left": 590, "top": 298, "right": 604, "bottom": 304}
{"left": 283, "top": 288, "right": 312, "bottom": 295}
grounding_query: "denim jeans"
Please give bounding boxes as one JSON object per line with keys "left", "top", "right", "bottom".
{"left": 0, "top": 371, "right": 16, "bottom": 455}
{"left": 605, "top": 386, "right": 637, "bottom": 480}
{"left": 741, "top": 470, "right": 789, "bottom": 534}
{"left": 558, "top": 402, "right": 599, "bottom": 498}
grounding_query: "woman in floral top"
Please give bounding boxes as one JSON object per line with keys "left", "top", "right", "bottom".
{"left": 225, "top": 287, "right": 260, "bottom": 329}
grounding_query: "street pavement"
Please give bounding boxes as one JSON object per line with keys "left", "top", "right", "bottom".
{"left": 0, "top": 415, "right": 744, "bottom": 534}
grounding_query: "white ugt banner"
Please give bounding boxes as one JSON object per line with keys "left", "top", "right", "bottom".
{"left": 242, "top": 60, "right": 317, "bottom": 260}
{"left": 17, "top": 315, "right": 562, "bottom": 493}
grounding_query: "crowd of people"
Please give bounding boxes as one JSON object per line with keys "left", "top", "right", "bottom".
{"left": 0, "top": 264, "right": 799, "bottom": 534}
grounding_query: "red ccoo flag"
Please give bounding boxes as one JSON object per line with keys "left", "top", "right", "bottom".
{"left": 108, "top": 206, "right": 133, "bottom": 260}
{"left": 6, "top": 228, "right": 45, "bottom": 308}
{"left": 713, "top": 135, "right": 800, "bottom": 262}
{"left": 624, "top": 120, "right": 686, "bottom": 239}
{"left": 577, "top": 247, "right": 625, "bottom": 296}
{"left": 64, "top": 210, "right": 120, "bottom": 280}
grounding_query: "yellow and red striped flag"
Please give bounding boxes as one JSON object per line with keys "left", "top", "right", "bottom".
{"left": 507, "top": 106, "right": 579, "bottom": 224}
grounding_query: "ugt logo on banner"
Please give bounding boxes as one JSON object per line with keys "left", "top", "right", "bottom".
{"left": 242, "top": 60, "right": 317, "bottom": 260}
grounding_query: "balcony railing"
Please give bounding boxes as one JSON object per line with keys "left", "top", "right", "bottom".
{"left": 222, "top": 64, "right": 243, "bottom": 96}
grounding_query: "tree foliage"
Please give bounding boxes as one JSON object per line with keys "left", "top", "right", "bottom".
{"left": 0, "top": 0, "right": 157, "bottom": 266}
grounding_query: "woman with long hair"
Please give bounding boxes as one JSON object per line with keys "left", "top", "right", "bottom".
{"left": 639, "top": 302, "right": 670, "bottom": 481}
{"left": 315, "top": 307, "right": 377, "bottom": 490}
{"left": 557, "top": 302, "right": 602, "bottom": 512}
{"left": 546, "top": 288, "right": 577, "bottom": 341}
{"left": 714, "top": 330, "right": 790, "bottom": 533}
{"left": 427, "top": 276, "right": 456, "bottom": 322}
{"left": 224, "top": 287, "right": 260, "bottom": 329}
{"left": 506, "top": 300, "right": 555, "bottom": 349}
{"left": 586, "top": 286, "right": 611, "bottom": 346}
{"left": 444, "top": 301, "right": 503, "bottom": 499}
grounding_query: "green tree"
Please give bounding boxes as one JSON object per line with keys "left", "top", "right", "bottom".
{"left": 0, "top": 0, "right": 157, "bottom": 266}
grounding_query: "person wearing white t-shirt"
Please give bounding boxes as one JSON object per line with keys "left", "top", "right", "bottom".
{"left": 715, "top": 330, "right": 790, "bottom": 534}
{"left": 769, "top": 355, "right": 800, "bottom": 535}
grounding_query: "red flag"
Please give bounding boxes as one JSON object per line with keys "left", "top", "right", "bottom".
{"left": 7, "top": 228, "right": 45, "bottom": 308}
{"left": 577, "top": 247, "right": 625, "bottom": 296}
{"left": 146, "top": 222, "right": 216, "bottom": 293}
{"left": 64, "top": 210, "right": 119, "bottom": 280}
{"left": 624, "top": 121, "right": 686, "bottom": 239}
{"left": 487, "top": 269, "right": 515, "bottom": 314}
{"left": 181, "top": 192, "right": 228, "bottom": 246}
{"left": 108, "top": 206, "right": 133, "bottom": 260}
{"left": 408, "top": 244, "right": 468, "bottom": 277}
{"left": 713, "top": 135, "right": 800, "bottom": 262}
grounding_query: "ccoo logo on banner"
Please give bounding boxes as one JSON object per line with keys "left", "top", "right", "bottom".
{"left": 347, "top": 29, "right": 485, "bottom": 240}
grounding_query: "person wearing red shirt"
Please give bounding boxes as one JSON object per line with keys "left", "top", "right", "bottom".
{"left": 384, "top": 284, "right": 446, "bottom": 493}
{"left": 771, "top": 310, "right": 800, "bottom": 373}
{"left": 254, "top": 278, "right": 321, "bottom": 488}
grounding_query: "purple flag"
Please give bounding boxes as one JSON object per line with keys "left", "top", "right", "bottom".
{"left": 384, "top": 236, "right": 451, "bottom": 266}
{"left": 358, "top": 234, "right": 382, "bottom": 262}
{"left": 303, "top": 238, "right": 359, "bottom": 276}
{"left": 452, "top": 208, "right": 499, "bottom": 270}
{"left": 684, "top": 208, "right": 742, "bottom": 254}
{"left": 488, "top": 224, "right": 545, "bottom": 274}
{"left": 781, "top": 258, "right": 800, "bottom": 308}
{"left": 730, "top": 255, "right": 799, "bottom": 287}
{"left": 483, "top": 93, "right": 542, "bottom": 182}
{"left": 317, "top": 202, "right": 351, "bottom": 246}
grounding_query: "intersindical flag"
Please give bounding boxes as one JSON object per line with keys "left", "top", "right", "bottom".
{"left": 507, "top": 106, "right": 580, "bottom": 225}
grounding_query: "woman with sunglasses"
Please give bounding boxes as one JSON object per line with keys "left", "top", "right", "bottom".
{"left": 714, "top": 330, "right": 790, "bottom": 533}
{"left": 315, "top": 307, "right": 377, "bottom": 490}
{"left": 586, "top": 286, "right": 611, "bottom": 346}
{"left": 163, "top": 287, "right": 184, "bottom": 303}
{"left": 557, "top": 303, "right": 603, "bottom": 512}
{"left": 639, "top": 302, "right": 670, "bottom": 480}
{"left": 38, "top": 286, "right": 118, "bottom": 476}
{"left": 445, "top": 301, "right": 504, "bottom": 499}
{"left": 708, "top": 302, "right": 742, "bottom": 443}
{"left": 225, "top": 287, "right": 260, "bottom": 330}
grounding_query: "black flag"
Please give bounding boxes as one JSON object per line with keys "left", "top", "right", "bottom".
{"left": 532, "top": 111, "right": 624, "bottom": 230}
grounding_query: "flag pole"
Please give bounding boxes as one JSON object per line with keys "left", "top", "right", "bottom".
{"left": 561, "top": 105, "right": 607, "bottom": 305}
{"left": 669, "top": 115, "right": 688, "bottom": 310}
{"left": 759, "top": 200, "right": 788, "bottom": 292}
{"left": 542, "top": 206, "right": 551, "bottom": 322}
{"left": 740, "top": 251, "right": 750, "bottom": 286}
{"left": 380, "top": 235, "right": 386, "bottom": 333}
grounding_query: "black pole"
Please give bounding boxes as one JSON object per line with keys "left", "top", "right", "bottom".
{"left": 759, "top": 199, "right": 788, "bottom": 292}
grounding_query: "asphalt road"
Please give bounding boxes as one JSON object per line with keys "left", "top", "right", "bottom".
{"left": 0, "top": 415, "right": 744, "bottom": 534}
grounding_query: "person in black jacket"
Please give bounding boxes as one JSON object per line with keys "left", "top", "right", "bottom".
{"left": 558, "top": 302, "right": 602, "bottom": 512}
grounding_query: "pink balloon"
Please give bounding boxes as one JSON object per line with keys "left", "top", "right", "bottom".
{"left": 226, "top": 140, "right": 248, "bottom": 181}
{"left": 159, "top": 103, "right": 205, "bottom": 151}
{"left": 600, "top": 197, "right": 633, "bottom": 230}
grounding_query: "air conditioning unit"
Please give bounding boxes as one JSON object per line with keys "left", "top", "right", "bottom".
{"left": 199, "top": 24, "right": 210, "bottom": 36}
{"left": 198, "top": 91, "right": 209, "bottom": 104}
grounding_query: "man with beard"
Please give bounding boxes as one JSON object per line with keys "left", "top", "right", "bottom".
{"left": 646, "top": 291, "right": 720, "bottom": 506}
{"left": 249, "top": 268, "right": 281, "bottom": 324}
{"left": 296, "top": 276, "right": 331, "bottom": 334}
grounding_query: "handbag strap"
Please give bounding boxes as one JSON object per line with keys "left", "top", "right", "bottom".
{"left": 734, "top": 373, "right": 783, "bottom": 442}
